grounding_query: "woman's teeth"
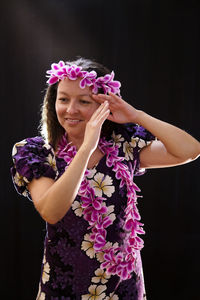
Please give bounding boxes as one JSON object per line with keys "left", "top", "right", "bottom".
{"left": 66, "top": 119, "right": 81, "bottom": 123}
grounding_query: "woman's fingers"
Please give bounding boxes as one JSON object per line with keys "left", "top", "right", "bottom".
{"left": 92, "top": 93, "right": 113, "bottom": 103}
{"left": 92, "top": 92, "right": 123, "bottom": 106}
{"left": 90, "top": 101, "right": 109, "bottom": 122}
{"left": 92, "top": 94, "right": 105, "bottom": 104}
{"left": 92, "top": 93, "right": 111, "bottom": 101}
{"left": 96, "top": 105, "right": 110, "bottom": 123}
{"left": 83, "top": 101, "right": 110, "bottom": 152}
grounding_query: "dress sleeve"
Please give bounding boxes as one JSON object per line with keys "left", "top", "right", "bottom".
{"left": 10, "top": 136, "right": 58, "bottom": 199}
{"left": 116, "top": 123, "right": 156, "bottom": 176}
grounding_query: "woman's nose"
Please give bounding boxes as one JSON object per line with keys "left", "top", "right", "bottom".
{"left": 66, "top": 101, "right": 78, "bottom": 114}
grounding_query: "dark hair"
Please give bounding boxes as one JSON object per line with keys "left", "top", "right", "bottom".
{"left": 39, "top": 57, "right": 117, "bottom": 149}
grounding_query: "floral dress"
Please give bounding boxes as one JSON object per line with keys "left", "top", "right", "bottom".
{"left": 11, "top": 123, "right": 155, "bottom": 300}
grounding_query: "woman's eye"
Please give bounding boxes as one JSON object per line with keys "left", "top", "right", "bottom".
{"left": 59, "top": 98, "right": 68, "bottom": 102}
{"left": 80, "top": 100, "right": 90, "bottom": 104}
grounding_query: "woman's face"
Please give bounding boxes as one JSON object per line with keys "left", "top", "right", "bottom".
{"left": 55, "top": 78, "right": 100, "bottom": 142}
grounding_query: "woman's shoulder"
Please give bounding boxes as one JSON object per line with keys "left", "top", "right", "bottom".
{"left": 13, "top": 135, "right": 50, "bottom": 149}
{"left": 12, "top": 135, "right": 56, "bottom": 174}
{"left": 11, "top": 136, "right": 57, "bottom": 199}
{"left": 12, "top": 136, "right": 54, "bottom": 158}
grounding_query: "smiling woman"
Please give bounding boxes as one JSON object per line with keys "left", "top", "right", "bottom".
{"left": 11, "top": 57, "right": 200, "bottom": 300}
{"left": 40, "top": 58, "right": 117, "bottom": 151}
{"left": 55, "top": 78, "right": 100, "bottom": 147}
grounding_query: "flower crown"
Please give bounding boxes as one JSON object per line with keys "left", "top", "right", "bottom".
{"left": 46, "top": 60, "right": 121, "bottom": 95}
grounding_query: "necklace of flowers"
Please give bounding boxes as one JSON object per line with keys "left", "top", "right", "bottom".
{"left": 46, "top": 60, "right": 121, "bottom": 95}
{"left": 57, "top": 134, "right": 145, "bottom": 281}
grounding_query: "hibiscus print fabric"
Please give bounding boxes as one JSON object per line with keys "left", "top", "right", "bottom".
{"left": 11, "top": 123, "right": 155, "bottom": 299}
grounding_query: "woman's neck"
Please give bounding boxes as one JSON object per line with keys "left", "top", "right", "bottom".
{"left": 67, "top": 134, "right": 84, "bottom": 150}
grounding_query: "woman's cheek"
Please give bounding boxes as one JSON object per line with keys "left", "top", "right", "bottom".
{"left": 56, "top": 104, "right": 65, "bottom": 116}
{"left": 87, "top": 104, "right": 100, "bottom": 119}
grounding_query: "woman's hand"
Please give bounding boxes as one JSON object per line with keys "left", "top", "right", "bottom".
{"left": 92, "top": 92, "right": 138, "bottom": 124}
{"left": 83, "top": 101, "right": 110, "bottom": 153}
{"left": 93, "top": 92, "right": 200, "bottom": 168}
{"left": 28, "top": 101, "right": 110, "bottom": 225}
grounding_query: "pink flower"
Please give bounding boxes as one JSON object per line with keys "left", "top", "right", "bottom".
{"left": 66, "top": 65, "right": 84, "bottom": 80}
{"left": 81, "top": 196, "right": 92, "bottom": 208}
{"left": 46, "top": 61, "right": 121, "bottom": 95}
{"left": 128, "top": 236, "right": 144, "bottom": 250}
{"left": 57, "top": 134, "right": 145, "bottom": 281}
{"left": 92, "top": 71, "right": 121, "bottom": 95}
{"left": 80, "top": 71, "right": 97, "bottom": 88}
{"left": 46, "top": 60, "right": 66, "bottom": 85}
{"left": 115, "top": 260, "right": 134, "bottom": 280}
{"left": 83, "top": 206, "right": 99, "bottom": 223}
{"left": 94, "top": 233, "right": 106, "bottom": 250}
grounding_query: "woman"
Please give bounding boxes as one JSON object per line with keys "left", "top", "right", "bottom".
{"left": 11, "top": 58, "right": 200, "bottom": 300}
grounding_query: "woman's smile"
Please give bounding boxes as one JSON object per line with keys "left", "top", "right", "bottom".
{"left": 55, "top": 78, "right": 100, "bottom": 141}
{"left": 64, "top": 118, "right": 82, "bottom": 125}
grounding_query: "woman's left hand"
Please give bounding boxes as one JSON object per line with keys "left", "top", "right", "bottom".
{"left": 92, "top": 92, "right": 138, "bottom": 124}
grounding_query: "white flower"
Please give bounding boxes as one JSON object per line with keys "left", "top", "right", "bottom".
{"left": 123, "top": 137, "right": 150, "bottom": 160}
{"left": 89, "top": 172, "right": 115, "bottom": 197}
{"left": 132, "top": 137, "right": 148, "bottom": 149}
{"left": 105, "top": 205, "right": 116, "bottom": 223}
{"left": 12, "top": 140, "right": 27, "bottom": 156}
{"left": 131, "top": 136, "right": 140, "bottom": 147}
{"left": 105, "top": 293, "right": 119, "bottom": 300}
{"left": 111, "top": 132, "right": 124, "bottom": 147}
{"left": 96, "top": 251, "right": 105, "bottom": 263}
{"left": 92, "top": 268, "right": 111, "bottom": 284}
{"left": 101, "top": 203, "right": 116, "bottom": 223}
{"left": 38, "top": 292, "right": 46, "bottom": 300}
{"left": 21, "top": 190, "right": 28, "bottom": 197}
{"left": 81, "top": 234, "right": 95, "bottom": 259}
{"left": 43, "top": 143, "right": 52, "bottom": 150}
{"left": 131, "top": 136, "right": 151, "bottom": 150}
{"left": 96, "top": 242, "right": 119, "bottom": 263}
{"left": 81, "top": 284, "right": 107, "bottom": 300}
{"left": 42, "top": 261, "right": 50, "bottom": 284}
{"left": 46, "top": 154, "right": 57, "bottom": 171}
{"left": 123, "top": 141, "right": 134, "bottom": 160}
{"left": 14, "top": 171, "right": 29, "bottom": 187}
{"left": 42, "top": 252, "right": 46, "bottom": 264}
{"left": 86, "top": 168, "right": 97, "bottom": 179}
{"left": 42, "top": 253, "right": 50, "bottom": 284}
{"left": 72, "top": 200, "right": 83, "bottom": 217}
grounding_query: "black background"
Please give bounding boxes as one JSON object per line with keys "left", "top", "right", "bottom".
{"left": 1, "top": 0, "right": 200, "bottom": 299}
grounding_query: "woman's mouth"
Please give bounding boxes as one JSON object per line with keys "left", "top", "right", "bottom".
{"left": 65, "top": 118, "right": 82, "bottom": 125}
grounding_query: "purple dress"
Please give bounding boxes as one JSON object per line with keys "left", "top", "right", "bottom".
{"left": 11, "top": 124, "right": 155, "bottom": 300}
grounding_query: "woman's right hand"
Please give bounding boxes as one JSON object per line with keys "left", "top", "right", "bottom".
{"left": 28, "top": 102, "right": 110, "bottom": 224}
{"left": 82, "top": 101, "right": 110, "bottom": 153}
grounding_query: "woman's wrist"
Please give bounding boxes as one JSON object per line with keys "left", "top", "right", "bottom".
{"left": 79, "top": 143, "right": 94, "bottom": 158}
{"left": 129, "top": 109, "right": 145, "bottom": 124}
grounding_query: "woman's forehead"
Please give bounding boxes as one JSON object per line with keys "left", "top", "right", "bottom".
{"left": 57, "top": 78, "right": 92, "bottom": 96}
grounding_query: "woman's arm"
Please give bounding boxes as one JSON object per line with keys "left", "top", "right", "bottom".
{"left": 92, "top": 93, "right": 200, "bottom": 168}
{"left": 133, "top": 110, "right": 200, "bottom": 168}
{"left": 29, "top": 144, "right": 92, "bottom": 224}
{"left": 28, "top": 101, "right": 110, "bottom": 224}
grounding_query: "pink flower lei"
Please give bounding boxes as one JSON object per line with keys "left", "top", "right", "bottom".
{"left": 46, "top": 60, "right": 121, "bottom": 95}
{"left": 56, "top": 134, "right": 145, "bottom": 282}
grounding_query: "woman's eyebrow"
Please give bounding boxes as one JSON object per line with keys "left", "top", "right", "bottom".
{"left": 57, "top": 91, "right": 92, "bottom": 97}
{"left": 57, "top": 91, "right": 70, "bottom": 96}
{"left": 78, "top": 93, "right": 92, "bottom": 97}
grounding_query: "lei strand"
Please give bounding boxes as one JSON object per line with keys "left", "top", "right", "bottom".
{"left": 57, "top": 135, "right": 145, "bottom": 281}
{"left": 46, "top": 60, "right": 121, "bottom": 95}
